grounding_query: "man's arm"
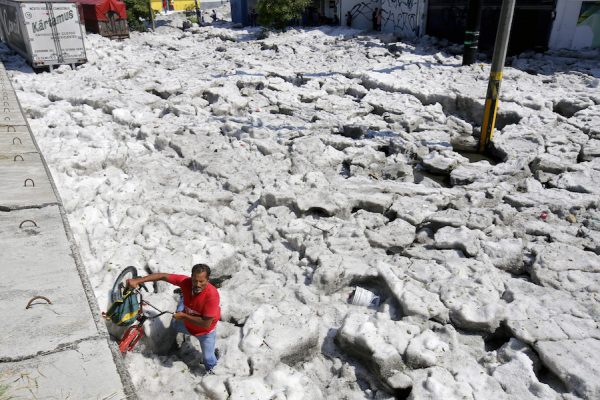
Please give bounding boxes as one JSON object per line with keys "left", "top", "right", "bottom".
{"left": 174, "top": 313, "right": 214, "bottom": 328}
{"left": 127, "top": 273, "right": 170, "bottom": 289}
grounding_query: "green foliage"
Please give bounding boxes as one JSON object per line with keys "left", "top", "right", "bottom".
{"left": 124, "top": 0, "right": 153, "bottom": 32}
{"left": 256, "top": 0, "right": 311, "bottom": 30}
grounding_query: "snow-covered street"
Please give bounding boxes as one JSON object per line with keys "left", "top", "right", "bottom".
{"left": 3, "top": 9, "right": 600, "bottom": 399}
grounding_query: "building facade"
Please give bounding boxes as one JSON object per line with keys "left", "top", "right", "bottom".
{"left": 550, "top": 0, "right": 600, "bottom": 49}
{"left": 150, "top": 0, "right": 197, "bottom": 13}
{"left": 230, "top": 0, "right": 600, "bottom": 51}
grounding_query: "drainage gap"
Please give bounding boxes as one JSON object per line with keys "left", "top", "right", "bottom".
{"left": 455, "top": 149, "right": 500, "bottom": 165}
{"left": 483, "top": 323, "right": 512, "bottom": 352}
{"left": 413, "top": 168, "right": 450, "bottom": 188}
{"left": 535, "top": 363, "right": 569, "bottom": 394}
{"left": 340, "top": 160, "right": 351, "bottom": 178}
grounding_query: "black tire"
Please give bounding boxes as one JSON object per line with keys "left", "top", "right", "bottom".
{"left": 110, "top": 266, "right": 139, "bottom": 303}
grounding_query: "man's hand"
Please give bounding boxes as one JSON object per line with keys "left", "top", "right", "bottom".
{"left": 173, "top": 312, "right": 213, "bottom": 328}
{"left": 126, "top": 278, "right": 142, "bottom": 289}
{"left": 124, "top": 272, "right": 169, "bottom": 291}
{"left": 173, "top": 312, "right": 187, "bottom": 320}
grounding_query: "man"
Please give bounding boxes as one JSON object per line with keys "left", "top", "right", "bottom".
{"left": 127, "top": 264, "right": 220, "bottom": 373}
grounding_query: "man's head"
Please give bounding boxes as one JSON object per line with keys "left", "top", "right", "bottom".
{"left": 191, "top": 264, "right": 211, "bottom": 295}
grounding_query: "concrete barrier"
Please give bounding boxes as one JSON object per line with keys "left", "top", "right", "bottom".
{"left": 0, "top": 64, "right": 136, "bottom": 399}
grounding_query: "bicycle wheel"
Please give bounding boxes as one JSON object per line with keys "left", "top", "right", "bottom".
{"left": 119, "top": 324, "right": 144, "bottom": 354}
{"left": 110, "top": 266, "right": 139, "bottom": 303}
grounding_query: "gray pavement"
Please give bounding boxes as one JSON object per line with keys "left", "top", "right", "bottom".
{"left": 0, "top": 64, "right": 136, "bottom": 399}
{"left": 0, "top": 153, "right": 57, "bottom": 209}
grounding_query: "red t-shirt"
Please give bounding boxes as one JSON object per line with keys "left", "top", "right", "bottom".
{"left": 167, "top": 274, "right": 220, "bottom": 336}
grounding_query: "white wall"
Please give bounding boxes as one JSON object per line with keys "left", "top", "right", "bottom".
{"left": 381, "top": 0, "right": 427, "bottom": 37}
{"left": 339, "top": 0, "right": 379, "bottom": 31}
{"left": 549, "top": 0, "right": 600, "bottom": 49}
{"left": 339, "top": 0, "right": 426, "bottom": 36}
{"left": 323, "top": 0, "right": 340, "bottom": 20}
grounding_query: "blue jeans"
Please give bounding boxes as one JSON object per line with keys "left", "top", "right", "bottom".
{"left": 172, "top": 299, "right": 217, "bottom": 371}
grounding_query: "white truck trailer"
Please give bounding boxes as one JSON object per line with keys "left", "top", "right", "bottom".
{"left": 0, "top": 0, "right": 87, "bottom": 69}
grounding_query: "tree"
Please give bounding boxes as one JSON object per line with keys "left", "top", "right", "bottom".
{"left": 256, "top": 0, "right": 311, "bottom": 30}
{"left": 124, "top": 0, "right": 154, "bottom": 32}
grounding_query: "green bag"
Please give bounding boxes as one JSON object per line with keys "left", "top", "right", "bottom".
{"left": 104, "top": 289, "right": 140, "bottom": 326}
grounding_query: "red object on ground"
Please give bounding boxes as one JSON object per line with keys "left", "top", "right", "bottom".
{"left": 76, "top": 0, "right": 129, "bottom": 38}
{"left": 540, "top": 211, "right": 548, "bottom": 221}
{"left": 77, "top": 0, "right": 127, "bottom": 21}
{"left": 119, "top": 324, "right": 144, "bottom": 353}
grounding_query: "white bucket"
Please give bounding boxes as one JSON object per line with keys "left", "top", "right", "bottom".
{"left": 351, "top": 287, "right": 380, "bottom": 308}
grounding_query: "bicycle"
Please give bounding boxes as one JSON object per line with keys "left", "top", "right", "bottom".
{"left": 108, "top": 266, "right": 174, "bottom": 354}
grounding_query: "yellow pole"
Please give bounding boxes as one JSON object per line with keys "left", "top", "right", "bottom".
{"left": 478, "top": 0, "right": 515, "bottom": 153}
{"left": 148, "top": 0, "right": 155, "bottom": 30}
{"left": 479, "top": 71, "right": 501, "bottom": 152}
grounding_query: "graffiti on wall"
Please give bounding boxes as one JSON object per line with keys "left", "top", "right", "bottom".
{"left": 346, "top": 0, "right": 420, "bottom": 36}
{"left": 382, "top": 0, "right": 420, "bottom": 35}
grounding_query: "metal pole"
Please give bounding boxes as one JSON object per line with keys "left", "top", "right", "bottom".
{"left": 148, "top": 0, "right": 156, "bottom": 30}
{"left": 194, "top": 0, "right": 201, "bottom": 25}
{"left": 462, "top": 0, "right": 482, "bottom": 65}
{"left": 478, "top": 0, "right": 516, "bottom": 153}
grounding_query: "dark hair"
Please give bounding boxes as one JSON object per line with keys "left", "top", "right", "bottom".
{"left": 191, "top": 263, "right": 211, "bottom": 278}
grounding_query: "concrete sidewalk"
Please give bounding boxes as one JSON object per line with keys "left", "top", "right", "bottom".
{"left": 0, "top": 64, "right": 136, "bottom": 399}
